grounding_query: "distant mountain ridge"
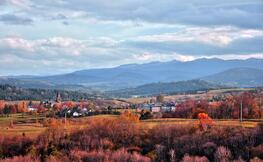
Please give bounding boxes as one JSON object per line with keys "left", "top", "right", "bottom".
{"left": 2, "top": 58, "right": 263, "bottom": 90}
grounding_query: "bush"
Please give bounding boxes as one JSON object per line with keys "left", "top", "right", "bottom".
{"left": 214, "top": 146, "right": 232, "bottom": 162}
{"left": 250, "top": 144, "right": 263, "bottom": 159}
{"left": 0, "top": 155, "right": 39, "bottom": 162}
{"left": 181, "top": 154, "right": 209, "bottom": 162}
{"left": 69, "top": 149, "right": 150, "bottom": 162}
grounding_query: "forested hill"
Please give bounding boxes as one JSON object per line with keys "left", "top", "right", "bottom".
{"left": 0, "top": 84, "right": 99, "bottom": 101}
{"left": 106, "top": 80, "right": 226, "bottom": 97}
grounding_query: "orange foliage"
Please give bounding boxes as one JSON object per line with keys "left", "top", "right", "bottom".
{"left": 53, "top": 103, "right": 62, "bottom": 111}
{"left": 198, "top": 113, "right": 214, "bottom": 131}
{"left": 0, "top": 100, "right": 5, "bottom": 112}
{"left": 119, "top": 110, "right": 139, "bottom": 122}
{"left": 17, "top": 101, "right": 28, "bottom": 113}
{"left": 62, "top": 101, "right": 76, "bottom": 108}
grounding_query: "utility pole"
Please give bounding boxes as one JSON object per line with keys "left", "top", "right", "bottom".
{"left": 240, "top": 94, "right": 243, "bottom": 122}
{"left": 260, "top": 91, "right": 263, "bottom": 120}
{"left": 64, "top": 112, "right": 67, "bottom": 129}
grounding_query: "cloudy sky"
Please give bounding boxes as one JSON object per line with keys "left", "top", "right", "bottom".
{"left": 0, "top": 0, "right": 263, "bottom": 75}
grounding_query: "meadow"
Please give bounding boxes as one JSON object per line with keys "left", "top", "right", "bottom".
{"left": 0, "top": 113, "right": 262, "bottom": 137}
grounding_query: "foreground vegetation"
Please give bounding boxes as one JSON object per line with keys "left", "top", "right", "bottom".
{"left": 0, "top": 112, "right": 262, "bottom": 162}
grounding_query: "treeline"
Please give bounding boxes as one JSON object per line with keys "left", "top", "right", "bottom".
{"left": 0, "top": 84, "right": 97, "bottom": 101}
{"left": 0, "top": 112, "right": 262, "bottom": 162}
{"left": 162, "top": 92, "right": 262, "bottom": 119}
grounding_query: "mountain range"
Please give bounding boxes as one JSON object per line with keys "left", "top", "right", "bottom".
{"left": 1, "top": 58, "right": 263, "bottom": 92}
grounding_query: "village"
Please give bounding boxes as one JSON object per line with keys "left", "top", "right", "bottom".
{"left": 1, "top": 88, "right": 256, "bottom": 121}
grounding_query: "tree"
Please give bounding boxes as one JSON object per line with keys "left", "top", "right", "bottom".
{"left": 0, "top": 100, "right": 5, "bottom": 115}
{"left": 17, "top": 101, "right": 28, "bottom": 113}
{"left": 234, "top": 92, "right": 260, "bottom": 119}
{"left": 198, "top": 113, "right": 214, "bottom": 131}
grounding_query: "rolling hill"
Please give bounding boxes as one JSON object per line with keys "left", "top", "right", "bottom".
{"left": 202, "top": 68, "right": 263, "bottom": 87}
{"left": 106, "top": 80, "right": 226, "bottom": 97}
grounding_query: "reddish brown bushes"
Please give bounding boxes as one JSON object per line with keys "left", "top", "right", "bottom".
{"left": 69, "top": 149, "right": 150, "bottom": 162}
{"left": 0, "top": 113, "right": 262, "bottom": 162}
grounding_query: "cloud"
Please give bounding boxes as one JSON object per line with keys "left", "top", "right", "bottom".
{"left": 126, "top": 26, "right": 263, "bottom": 55}
{"left": 133, "top": 52, "right": 195, "bottom": 62}
{"left": 0, "top": 36, "right": 134, "bottom": 75}
{"left": 31, "top": 0, "right": 263, "bottom": 29}
{"left": 2, "top": 0, "right": 261, "bottom": 28}
{"left": 133, "top": 26, "right": 263, "bottom": 47}
{"left": 0, "top": 14, "right": 33, "bottom": 25}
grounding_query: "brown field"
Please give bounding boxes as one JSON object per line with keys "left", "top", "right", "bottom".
{"left": 0, "top": 114, "right": 119, "bottom": 138}
{"left": 142, "top": 118, "right": 262, "bottom": 129}
{"left": 0, "top": 114, "right": 262, "bottom": 138}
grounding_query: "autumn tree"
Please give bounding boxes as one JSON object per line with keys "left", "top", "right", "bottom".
{"left": 234, "top": 92, "right": 260, "bottom": 119}
{"left": 0, "top": 100, "right": 5, "bottom": 115}
{"left": 17, "top": 101, "right": 28, "bottom": 113}
{"left": 198, "top": 113, "right": 214, "bottom": 131}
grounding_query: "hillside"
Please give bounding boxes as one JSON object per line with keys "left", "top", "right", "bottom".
{"left": 0, "top": 77, "right": 93, "bottom": 91}
{"left": 106, "top": 80, "right": 225, "bottom": 97}
{"left": 0, "top": 84, "right": 99, "bottom": 101}
{"left": 202, "top": 68, "right": 263, "bottom": 87}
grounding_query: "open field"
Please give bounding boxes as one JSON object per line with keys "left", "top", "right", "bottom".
{"left": 0, "top": 114, "right": 119, "bottom": 137}
{"left": 0, "top": 114, "right": 262, "bottom": 137}
{"left": 142, "top": 118, "right": 263, "bottom": 129}
{"left": 207, "top": 88, "right": 255, "bottom": 94}
{"left": 0, "top": 114, "right": 46, "bottom": 137}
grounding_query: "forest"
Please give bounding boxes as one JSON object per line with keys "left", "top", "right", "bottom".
{"left": 0, "top": 84, "right": 97, "bottom": 101}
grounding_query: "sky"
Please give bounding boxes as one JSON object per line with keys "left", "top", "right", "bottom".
{"left": 0, "top": 0, "right": 263, "bottom": 75}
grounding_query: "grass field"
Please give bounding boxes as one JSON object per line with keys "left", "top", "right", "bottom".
{"left": 142, "top": 118, "right": 262, "bottom": 128}
{"left": 0, "top": 114, "right": 46, "bottom": 137}
{"left": 0, "top": 114, "right": 119, "bottom": 137}
{"left": 0, "top": 114, "right": 262, "bottom": 138}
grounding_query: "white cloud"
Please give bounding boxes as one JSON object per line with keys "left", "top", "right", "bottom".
{"left": 204, "top": 53, "right": 263, "bottom": 60}
{"left": 133, "top": 52, "right": 196, "bottom": 62}
{"left": 133, "top": 26, "right": 263, "bottom": 47}
{"left": 0, "top": 37, "right": 35, "bottom": 51}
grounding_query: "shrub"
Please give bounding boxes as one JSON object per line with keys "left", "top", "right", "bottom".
{"left": 250, "top": 144, "right": 263, "bottom": 159}
{"left": 0, "top": 155, "right": 39, "bottom": 162}
{"left": 214, "top": 146, "right": 232, "bottom": 162}
{"left": 181, "top": 154, "right": 209, "bottom": 162}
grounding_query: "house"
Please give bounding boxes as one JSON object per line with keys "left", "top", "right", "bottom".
{"left": 41, "top": 100, "right": 56, "bottom": 108}
{"left": 73, "top": 112, "right": 81, "bottom": 117}
{"left": 151, "top": 106, "right": 161, "bottom": 112}
{"left": 59, "top": 106, "right": 94, "bottom": 118}
{"left": 27, "top": 103, "right": 38, "bottom": 111}
{"left": 138, "top": 102, "right": 177, "bottom": 113}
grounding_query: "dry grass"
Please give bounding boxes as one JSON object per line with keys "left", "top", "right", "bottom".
{"left": 142, "top": 118, "right": 262, "bottom": 128}
{"left": 0, "top": 114, "right": 46, "bottom": 138}
{"left": 0, "top": 123, "right": 45, "bottom": 138}
{"left": 0, "top": 114, "right": 119, "bottom": 138}
{"left": 0, "top": 114, "right": 261, "bottom": 138}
